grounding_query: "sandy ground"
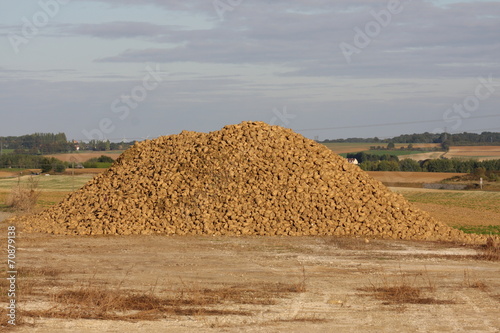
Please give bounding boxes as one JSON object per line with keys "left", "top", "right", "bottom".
{"left": 0, "top": 208, "right": 498, "bottom": 333}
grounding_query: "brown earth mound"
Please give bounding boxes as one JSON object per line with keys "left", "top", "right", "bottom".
{"left": 16, "top": 122, "right": 488, "bottom": 243}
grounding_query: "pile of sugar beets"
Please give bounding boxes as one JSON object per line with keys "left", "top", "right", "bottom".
{"left": 18, "top": 122, "right": 492, "bottom": 244}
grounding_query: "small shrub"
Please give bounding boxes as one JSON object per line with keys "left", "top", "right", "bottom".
{"left": 54, "top": 163, "right": 66, "bottom": 173}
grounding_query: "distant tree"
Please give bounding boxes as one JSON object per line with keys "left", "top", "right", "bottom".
{"left": 399, "top": 159, "right": 421, "bottom": 172}
{"left": 54, "top": 163, "right": 66, "bottom": 173}
{"left": 97, "top": 155, "right": 114, "bottom": 163}
{"left": 387, "top": 142, "right": 395, "bottom": 149}
{"left": 377, "top": 160, "right": 400, "bottom": 171}
{"left": 40, "top": 157, "right": 53, "bottom": 173}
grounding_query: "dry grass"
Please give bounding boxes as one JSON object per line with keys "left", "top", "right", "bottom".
{"left": 3, "top": 260, "right": 308, "bottom": 324}
{"left": 475, "top": 237, "right": 500, "bottom": 261}
{"left": 4, "top": 176, "right": 40, "bottom": 212}
{"left": 462, "top": 269, "right": 489, "bottom": 291}
{"left": 6, "top": 264, "right": 307, "bottom": 323}
{"left": 271, "top": 314, "right": 328, "bottom": 323}
{"left": 21, "top": 281, "right": 307, "bottom": 321}
{"left": 0, "top": 266, "right": 63, "bottom": 329}
{"left": 360, "top": 268, "right": 455, "bottom": 305}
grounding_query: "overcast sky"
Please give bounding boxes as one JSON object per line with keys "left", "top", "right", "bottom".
{"left": 1, "top": 0, "right": 499, "bottom": 141}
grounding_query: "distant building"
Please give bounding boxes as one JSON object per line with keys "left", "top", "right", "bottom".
{"left": 347, "top": 158, "right": 359, "bottom": 165}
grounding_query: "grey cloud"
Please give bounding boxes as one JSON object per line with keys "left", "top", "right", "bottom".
{"left": 63, "top": 21, "right": 179, "bottom": 39}
{"left": 78, "top": 0, "right": 500, "bottom": 78}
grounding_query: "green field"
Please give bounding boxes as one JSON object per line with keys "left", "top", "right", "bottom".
{"left": 358, "top": 150, "right": 434, "bottom": 157}
{"left": 321, "top": 142, "right": 436, "bottom": 157}
{"left": 321, "top": 142, "right": 378, "bottom": 153}
{"left": 399, "top": 190, "right": 500, "bottom": 214}
{"left": 0, "top": 168, "right": 26, "bottom": 172}
{"left": 0, "top": 174, "right": 96, "bottom": 192}
{"left": 0, "top": 149, "right": 15, "bottom": 154}
{"left": 338, "top": 150, "right": 434, "bottom": 158}
{"left": 456, "top": 225, "right": 500, "bottom": 235}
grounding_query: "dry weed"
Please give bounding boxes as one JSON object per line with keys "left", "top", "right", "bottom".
{"left": 477, "top": 237, "right": 500, "bottom": 261}
{"left": 5, "top": 176, "right": 40, "bottom": 212}
{"left": 17, "top": 276, "right": 306, "bottom": 322}
{"left": 462, "top": 269, "right": 489, "bottom": 291}
{"left": 360, "top": 268, "right": 454, "bottom": 305}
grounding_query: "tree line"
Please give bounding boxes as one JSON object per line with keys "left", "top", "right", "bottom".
{"left": 0, "top": 133, "right": 134, "bottom": 154}
{"left": 0, "top": 133, "right": 72, "bottom": 154}
{"left": 323, "top": 131, "right": 500, "bottom": 145}
{"left": 349, "top": 153, "right": 500, "bottom": 174}
{"left": 0, "top": 154, "right": 66, "bottom": 173}
{"left": 0, "top": 154, "right": 116, "bottom": 173}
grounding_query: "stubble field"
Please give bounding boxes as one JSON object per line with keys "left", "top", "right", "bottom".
{"left": 444, "top": 146, "right": 500, "bottom": 161}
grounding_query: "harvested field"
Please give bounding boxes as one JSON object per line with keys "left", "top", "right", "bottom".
{"left": 12, "top": 122, "right": 489, "bottom": 244}
{"left": 0, "top": 175, "right": 96, "bottom": 192}
{"left": 399, "top": 151, "right": 445, "bottom": 161}
{"left": 412, "top": 202, "right": 500, "bottom": 228}
{"left": 0, "top": 171, "right": 16, "bottom": 178}
{"left": 391, "top": 188, "right": 500, "bottom": 215}
{"left": 444, "top": 146, "right": 500, "bottom": 161}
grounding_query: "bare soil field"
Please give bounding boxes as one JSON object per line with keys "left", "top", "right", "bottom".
{"left": 444, "top": 146, "right": 500, "bottom": 161}
{"left": 366, "top": 171, "right": 465, "bottom": 184}
{"left": 1, "top": 218, "right": 499, "bottom": 333}
{"left": 0, "top": 171, "right": 16, "bottom": 178}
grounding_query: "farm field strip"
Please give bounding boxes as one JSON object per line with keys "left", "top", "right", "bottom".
{"left": 43, "top": 151, "right": 122, "bottom": 162}
{"left": 444, "top": 146, "right": 500, "bottom": 161}
{"left": 321, "top": 142, "right": 440, "bottom": 154}
{"left": 0, "top": 174, "right": 95, "bottom": 191}
{"left": 366, "top": 171, "right": 466, "bottom": 183}
{"left": 391, "top": 188, "right": 500, "bottom": 214}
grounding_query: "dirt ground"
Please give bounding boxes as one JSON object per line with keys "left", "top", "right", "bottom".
{"left": 1, "top": 212, "right": 499, "bottom": 333}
